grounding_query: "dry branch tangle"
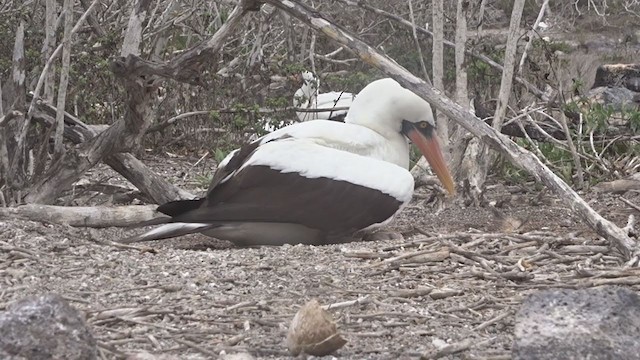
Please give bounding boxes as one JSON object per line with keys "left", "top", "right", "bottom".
{"left": 265, "top": 0, "right": 638, "bottom": 260}
{"left": 20, "top": 0, "right": 257, "bottom": 204}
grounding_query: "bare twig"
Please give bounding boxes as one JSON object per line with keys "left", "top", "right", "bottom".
{"left": 324, "top": 296, "right": 371, "bottom": 310}
{"left": 621, "top": 197, "right": 640, "bottom": 213}
{"left": 518, "top": 0, "right": 549, "bottom": 74}
{"left": 407, "top": 0, "right": 430, "bottom": 83}
{"left": 559, "top": 106, "right": 584, "bottom": 188}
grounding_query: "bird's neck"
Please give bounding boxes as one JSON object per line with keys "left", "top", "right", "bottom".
{"left": 383, "top": 133, "right": 411, "bottom": 169}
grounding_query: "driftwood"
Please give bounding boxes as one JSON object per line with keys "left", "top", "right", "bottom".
{"left": 594, "top": 173, "right": 640, "bottom": 194}
{"left": 0, "top": 204, "right": 157, "bottom": 227}
{"left": 266, "top": 0, "right": 637, "bottom": 260}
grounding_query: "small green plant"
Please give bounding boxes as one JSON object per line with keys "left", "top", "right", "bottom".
{"left": 265, "top": 96, "right": 289, "bottom": 109}
{"left": 209, "top": 110, "right": 221, "bottom": 122}
{"left": 194, "top": 173, "right": 213, "bottom": 188}
{"left": 214, "top": 148, "right": 228, "bottom": 163}
{"left": 628, "top": 109, "right": 640, "bottom": 133}
{"left": 571, "top": 78, "right": 585, "bottom": 95}
{"left": 282, "top": 63, "right": 307, "bottom": 75}
{"left": 583, "top": 103, "right": 616, "bottom": 134}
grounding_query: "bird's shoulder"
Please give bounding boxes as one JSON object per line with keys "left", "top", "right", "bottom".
{"left": 207, "top": 121, "right": 395, "bottom": 196}
{"left": 265, "top": 120, "right": 384, "bottom": 150}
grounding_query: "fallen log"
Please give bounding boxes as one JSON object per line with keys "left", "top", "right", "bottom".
{"left": 594, "top": 174, "right": 640, "bottom": 194}
{"left": 0, "top": 204, "right": 157, "bottom": 227}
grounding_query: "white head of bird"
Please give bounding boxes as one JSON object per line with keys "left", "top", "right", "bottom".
{"left": 346, "top": 78, "right": 454, "bottom": 195}
{"left": 345, "top": 78, "right": 434, "bottom": 140}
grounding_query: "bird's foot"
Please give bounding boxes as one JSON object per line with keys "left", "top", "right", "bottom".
{"left": 360, "top": 230, "right": 404, "bottom": 242}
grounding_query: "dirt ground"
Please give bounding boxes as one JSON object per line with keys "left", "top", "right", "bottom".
{"left": 1, "top": 155, "right": 639, "bottom": 360}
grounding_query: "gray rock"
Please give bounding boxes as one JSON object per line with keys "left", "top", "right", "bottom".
{"left": 0, "top": 293, "right": 97, "bottom": 360}
{"left": 513, "top": 286, "right": 640, "bottom": 360}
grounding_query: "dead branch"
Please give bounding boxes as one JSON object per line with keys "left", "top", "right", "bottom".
{"left": 104, "top": 153, "right": 195, "bottom": 203}
{"left": 26, "top": 91, "right": 195, "bottom": 204}
{"left": 594, "top": 175, "right": 640, "bottom": 194}
{"left": 0, "top": 204, "right": 157, "bottom": 227}
{"left": 23, "top": 0, "right": 154, "bottom": 204}
{"left": 517, "top": 0, "right": 549, "bottom": 74}
{"left": 621, "top": 197, "right": 640, "bottom": 213}
{"left": 53, "top": 0, "right": 75, "bottom": 159}
{"left": 79, "top": 0, "right": 107, "bottom": 37}
{"left": 267, "top": 0, "right": 638, "bottom": 260}
{"left": 111, "top": 1, "right": 259, "bottom": 85}
{"left": 334, "top": 0, "right": 553, "bottom": 104}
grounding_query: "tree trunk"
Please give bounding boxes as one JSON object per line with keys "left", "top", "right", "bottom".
{"left": 432, "top": 0, "right": 446, "bottom": 148}
{"left": 6, "top": 20, "right": 27, "bottom": 193}
{"left": 53, "top": 0, "right": 74, "bottom": 159}
{"left": 42, "top": 0, "right": 58, "bottom": 103}
{"left": 470, "top": 0, "right": 526, "bottom": 204}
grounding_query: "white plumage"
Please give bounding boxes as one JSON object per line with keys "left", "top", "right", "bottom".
{"left": 293, "top": 71, "right": 355, "bottom": 122}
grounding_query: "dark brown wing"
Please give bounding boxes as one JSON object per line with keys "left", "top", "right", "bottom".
{"left": 205, "top": 134, "right": 294, "bottom": 195}
{"left": 170, "top": 165, "right": 402, "bottom": 236}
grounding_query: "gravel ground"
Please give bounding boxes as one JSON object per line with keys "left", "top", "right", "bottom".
{"left": 1, "top": 155, "right": 638, "bottom": 359}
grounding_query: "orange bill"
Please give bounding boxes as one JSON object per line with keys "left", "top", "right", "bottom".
{"left": 405, "top": 123, "right": 456, "bottom": 195}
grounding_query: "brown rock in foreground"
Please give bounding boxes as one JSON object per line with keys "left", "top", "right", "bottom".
{"left": 287, "top": 299, "right": 347, "bottom": 356}
{"left": 513, "top": 286, "right": 640, "bottom": 360}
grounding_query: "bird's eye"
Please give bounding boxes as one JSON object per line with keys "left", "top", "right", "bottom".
{"left": 419, "top": 122, "right": 428, "bottom": 128}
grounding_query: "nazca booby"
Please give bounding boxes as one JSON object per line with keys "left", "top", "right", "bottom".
{"left": 123, "top": 78, "right": 454, "bottom": 246}
{"left": 294, "top": 71, "right": 355, "bottom": 122}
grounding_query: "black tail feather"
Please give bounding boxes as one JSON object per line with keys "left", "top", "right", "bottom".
{"left": 127, "top": 216, "right": 172, "bottom": 229}
{"left": 157, "top": 198, "right": 204, "bottom": 217}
